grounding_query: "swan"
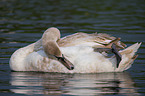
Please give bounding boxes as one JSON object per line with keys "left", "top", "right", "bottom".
{"left": 9, "top": 27, "right": 141, "bottom": 73}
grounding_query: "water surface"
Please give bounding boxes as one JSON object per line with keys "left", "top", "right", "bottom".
{"left": 0, "top": 0, "right": 145, "bottom": 95}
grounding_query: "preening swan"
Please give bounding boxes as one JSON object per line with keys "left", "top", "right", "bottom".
{"left": 9, "top": 27, "right": 141, "bottom": 73}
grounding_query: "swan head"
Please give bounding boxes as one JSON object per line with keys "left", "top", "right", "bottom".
{"left": 42, "top": 27, "right": 74, "bottom": 70}
{"left": 42, "top": 27, "right": 61, "bottom": 42}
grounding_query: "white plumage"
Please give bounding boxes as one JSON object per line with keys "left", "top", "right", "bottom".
{"left": 9, "top": 27, "right": 141, "bottom": 73}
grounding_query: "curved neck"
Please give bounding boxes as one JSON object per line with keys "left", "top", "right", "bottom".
{"left": 43, "top": 41, "right": 62, "bottom": 57}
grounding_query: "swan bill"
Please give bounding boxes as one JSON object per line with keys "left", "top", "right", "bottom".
{"left": 55, "top": 55, "right": 74, "bottom": 70}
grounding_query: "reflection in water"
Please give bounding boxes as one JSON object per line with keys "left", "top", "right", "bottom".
{"left": 10, "top": 72, "right": 139, "bottom": 95}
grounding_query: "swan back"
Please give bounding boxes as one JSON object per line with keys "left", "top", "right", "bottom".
{"left": 58, "top": 32, "right": 126, "bottom": 49}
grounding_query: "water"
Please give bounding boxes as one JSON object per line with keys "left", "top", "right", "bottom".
{"left": 0, "top": 0, "right": 145, "bottom": 95}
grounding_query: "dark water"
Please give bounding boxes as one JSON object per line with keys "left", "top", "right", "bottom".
{"left": 0, "top": 0, "right": 145, "bottom": 95}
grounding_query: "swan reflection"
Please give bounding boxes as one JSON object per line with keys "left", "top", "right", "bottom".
{"left": 10, "top": 72, "right": 138, "bottom": 95}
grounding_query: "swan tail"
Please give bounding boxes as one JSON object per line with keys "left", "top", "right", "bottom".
{"left": 116, "top": 42, "right": 141, "bottom": 72}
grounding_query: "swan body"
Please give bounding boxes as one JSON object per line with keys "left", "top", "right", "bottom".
{"left": 9, "top": 27, "right": 141, "bottom": 73}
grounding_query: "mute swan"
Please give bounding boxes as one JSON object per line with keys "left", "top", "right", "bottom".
{"left": 9, "top": 27, "right": 141, "bottom": 73}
